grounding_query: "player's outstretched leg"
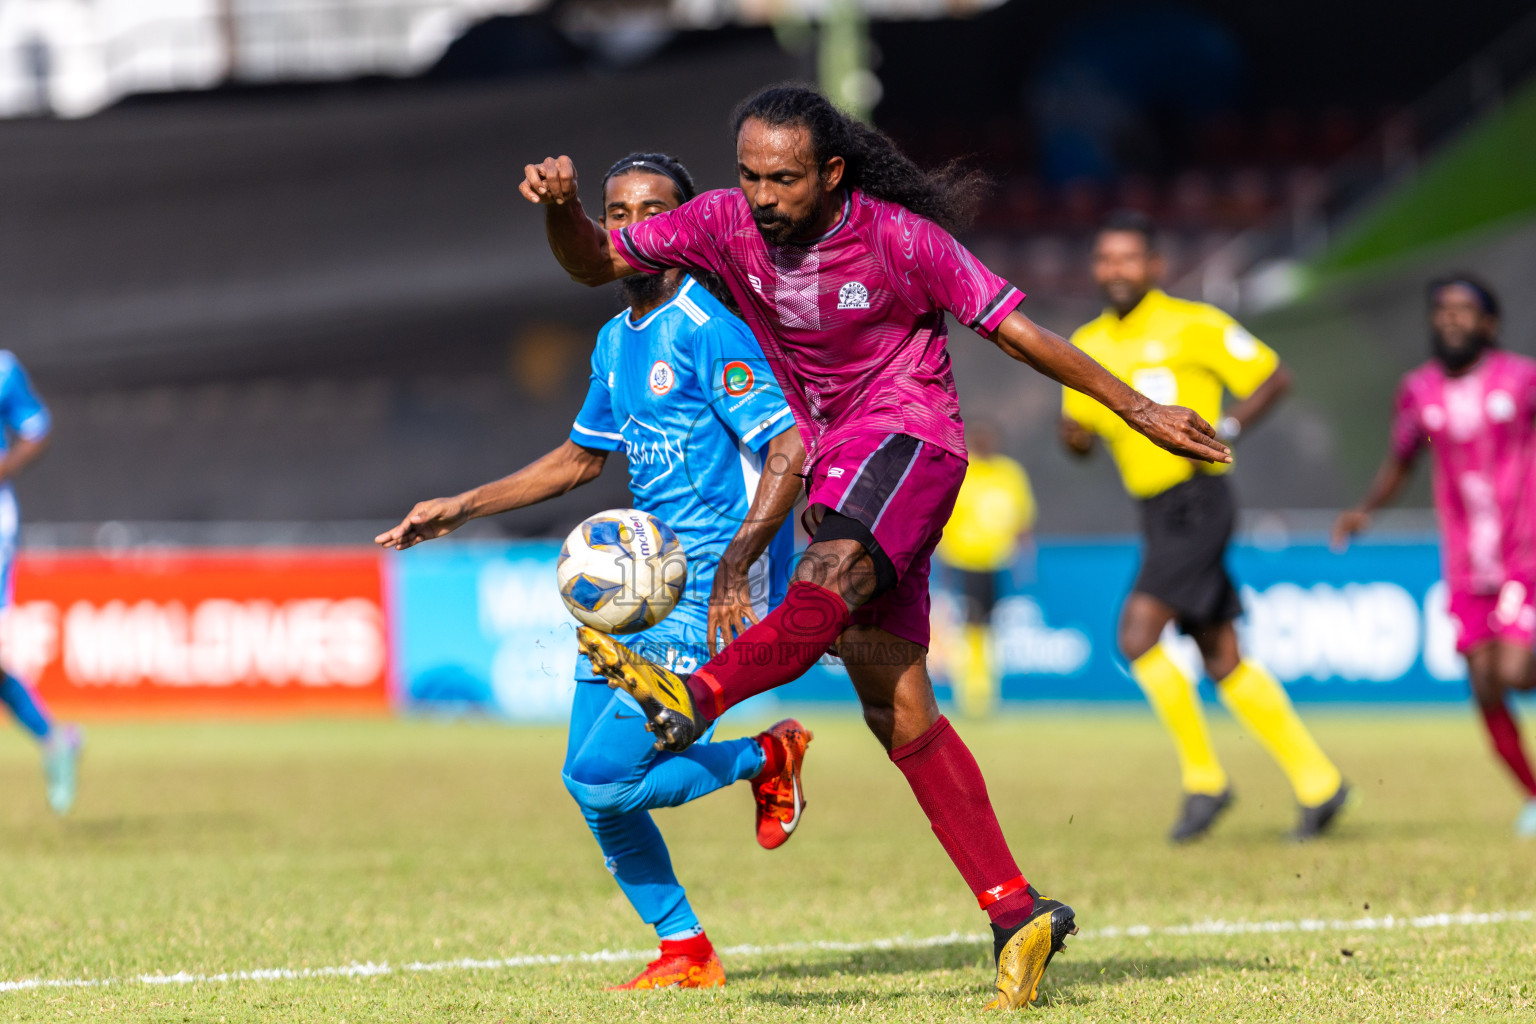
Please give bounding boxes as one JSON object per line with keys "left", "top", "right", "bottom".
{"left": 567, "top": 705, "right": 815, "bottom": 851}
{"left": 578, "top": 627, "right": 708, "bottom": 752}
{"left": 579, "top": 580, "right": 850, "bottom": 753}
{"left": 0, "top": 672, "right": 80, "bottom": 815}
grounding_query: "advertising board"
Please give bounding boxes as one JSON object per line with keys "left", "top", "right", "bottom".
{"left": 2, "top": 551, "right": 391, "bottom": 714}
{"left": 0, "top": 538, "right": 1465, "bottom": 719}
{"left": 390, "top": 537, "right": 1472, "bottom": 721}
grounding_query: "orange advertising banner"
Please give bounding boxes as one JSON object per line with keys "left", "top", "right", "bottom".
{"left": 0, "top": 551, "right": 391, "bottom": 715}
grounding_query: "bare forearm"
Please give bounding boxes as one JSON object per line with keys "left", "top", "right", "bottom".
{"left": 1225, "top": 365, "right": 1292, "bottom": 432}
{"left": 0, "top": 436, "right": 48, "bottom": 484}
{"left": 720, "top": 431, "right": 805, "bottom": 572}
{"left": 543, "top": 200, "right": 623, "bottom": 286}
{"left": 992, "top": 313, "right": 1148, "bottom": 419}
{"left": 1353, "top": 457, "right": 1413, "bottom": 515}
{"left": 518, "top": 155, "right": 629, "bottom": 285}
{"left": 992, "top": 310, "right": 1229, "bottom": 464}
{"left": 462, "top": 442, "right": 605, "bottom": 519}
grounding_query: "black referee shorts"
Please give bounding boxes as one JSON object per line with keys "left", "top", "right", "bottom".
{"left": 1133, "top": 473, "right": 1242, "bottom": 633}
{"left": 954, "top": 568, "right": 1000, "bottom": 625}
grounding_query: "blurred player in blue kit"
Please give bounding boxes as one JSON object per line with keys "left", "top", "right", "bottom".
{"left": 0, "top": 351, "right": 81, "bottom": 814}
{"left": 377, "top": 153, "right": 809, "bottom": 990}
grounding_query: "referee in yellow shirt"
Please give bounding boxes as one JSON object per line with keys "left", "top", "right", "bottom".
{"left": 936, "top": 423, "right": 1036, "bottom": 718}
{"left": 1061, "top": 211, "right": 1348, "bottom": 843}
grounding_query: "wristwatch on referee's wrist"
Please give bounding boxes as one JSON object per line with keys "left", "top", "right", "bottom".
{"left": 1216, "top": 416, "right": 1242, "bottom": 442}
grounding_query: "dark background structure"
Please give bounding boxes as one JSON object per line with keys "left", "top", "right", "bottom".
{"left": 2, "top": 1, "right": 1534, "bottom": 535}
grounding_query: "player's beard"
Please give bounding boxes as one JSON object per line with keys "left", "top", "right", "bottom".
{"left": 620, "top": 273, "right": 672, "bottom": 309}
{"left": 751, "top": 205, "right": 822, "bottom": 247}
{"left": 1431, "top": 329, "right": 1493, "bottom": 373}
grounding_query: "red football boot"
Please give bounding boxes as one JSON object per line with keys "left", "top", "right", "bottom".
{"left": 751, "top": 719, "right": 813, "bottom": 850}
{"left": 607, "top": 935, "right": 725, "bottom": 990}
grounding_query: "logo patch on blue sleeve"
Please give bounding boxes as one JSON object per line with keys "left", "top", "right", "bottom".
{"left": 722, "top": 361, "right": 754, "bottom": 396}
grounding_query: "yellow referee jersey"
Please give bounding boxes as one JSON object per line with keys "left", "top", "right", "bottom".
{"left": 937, "top": 453, "right": 1036, "bottom": 572}
{"left": 1063, "top": 289, "right": 1278, "bottom": 500}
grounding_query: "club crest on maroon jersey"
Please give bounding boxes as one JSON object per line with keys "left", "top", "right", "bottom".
{"left": 837, "top": 282, "right": 870, "bottom": 310}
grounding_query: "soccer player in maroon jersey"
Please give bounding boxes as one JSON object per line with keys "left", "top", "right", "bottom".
{"left": 519, "top": 84, "right": 1230, "bottom": 1008}
{"left": 1335, "top": 277, "right": 1536, "bottom": 838}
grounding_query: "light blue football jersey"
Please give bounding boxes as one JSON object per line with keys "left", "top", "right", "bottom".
{"left": 570, "top": 276, "right": 797, "bottom": 677}
{"left": 0, "top": 352, "right": 49, "bottom": 457}
{"left": 0, "top": 352, "right": 50, "bottom": 606}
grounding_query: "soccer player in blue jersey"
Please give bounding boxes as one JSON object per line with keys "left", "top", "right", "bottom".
{"left": 376, "top": 152, "right": 808, "bottom": 990}
{"left": 0, "top": 351, "right": 81, "bottom": 815}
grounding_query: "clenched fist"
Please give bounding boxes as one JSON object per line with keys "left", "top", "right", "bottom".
{"left": 520, "top": 156, "right": 580, "bottom": 206}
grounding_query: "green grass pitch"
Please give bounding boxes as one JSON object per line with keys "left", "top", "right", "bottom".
{"left": 0, "top": 710, "right": 1533, "bottom": 1021}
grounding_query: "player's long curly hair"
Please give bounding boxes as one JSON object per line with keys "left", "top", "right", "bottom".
{"left": 601, "top": 151, "right": 738, "bottom": 313}
{"left": 730, "top": 84, "right": 989, "bottom": 234}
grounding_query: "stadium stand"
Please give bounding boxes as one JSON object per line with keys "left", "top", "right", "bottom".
{"left": 0, "top": 3, "right": 1533, "bottom": 534}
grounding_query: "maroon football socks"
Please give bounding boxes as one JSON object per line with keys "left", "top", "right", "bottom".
{"left": 1482, "top": 701, "right": 1536, "bottom": 797}
{"left": 890, "top": 716, "right": 1035, "bottom": 928}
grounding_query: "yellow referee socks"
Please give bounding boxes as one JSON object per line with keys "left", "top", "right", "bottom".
{"left": 956, "top": 624, "right": 996, "bottom": 718}
{"left": 1218, "top": 659, "right": 1342, "bottom": 807}
{"left": 1130, "top": 645, "right": 1228, "bottom": 795}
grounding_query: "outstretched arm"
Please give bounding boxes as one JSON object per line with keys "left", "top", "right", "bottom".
{"left": 1222, "top": 363, "right": 1292, "bottom": 438}
{"left": 0, "top": 435, "right": 49, "bottom": 485}
{"left": 519, "top": 156, "right": 637, "bottom": 286}
{"left": 375, "top": 441, "right": 608, "bottom": 550}
{"left": 1331, "top": 454, "right": 1415, "bottom": 551}
{"left": 707, "top": 427, "right": 807, "bottom": 655}
{"left": 988, "top": 310, "right": 1232, "bottom": 464}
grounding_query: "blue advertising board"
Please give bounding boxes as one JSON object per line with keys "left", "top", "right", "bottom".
{"left": 389, "top": 541, "right": 579, "bottom": 719}
{"left": 927, "top": 538, "right": 1468, "bottom": 706}
{"left": 390, "top": 536, "right": 1474, "bottom": 721}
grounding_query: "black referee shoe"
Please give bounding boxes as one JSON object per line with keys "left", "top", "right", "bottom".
{"left": 1293, "top": 782, "right": 1351, "bottom": 842}
{"left": 1169, "top": 788, "right": 1234, "bottom": 843}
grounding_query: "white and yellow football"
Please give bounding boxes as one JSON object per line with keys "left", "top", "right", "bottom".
{"left": 557, "top": 509, "right": 687, "bottom": 634}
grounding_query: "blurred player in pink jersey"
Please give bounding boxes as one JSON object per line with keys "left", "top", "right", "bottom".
{"left": 519, "top": 84, "right": 1230, "bottom": 1008}
{"left": 1335, "top": 277, "right": 1536, "bottom": 838}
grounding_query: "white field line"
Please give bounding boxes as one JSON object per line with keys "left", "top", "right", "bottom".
{"left": 2, "top": 908, "right": 1530, "bottom": 995}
